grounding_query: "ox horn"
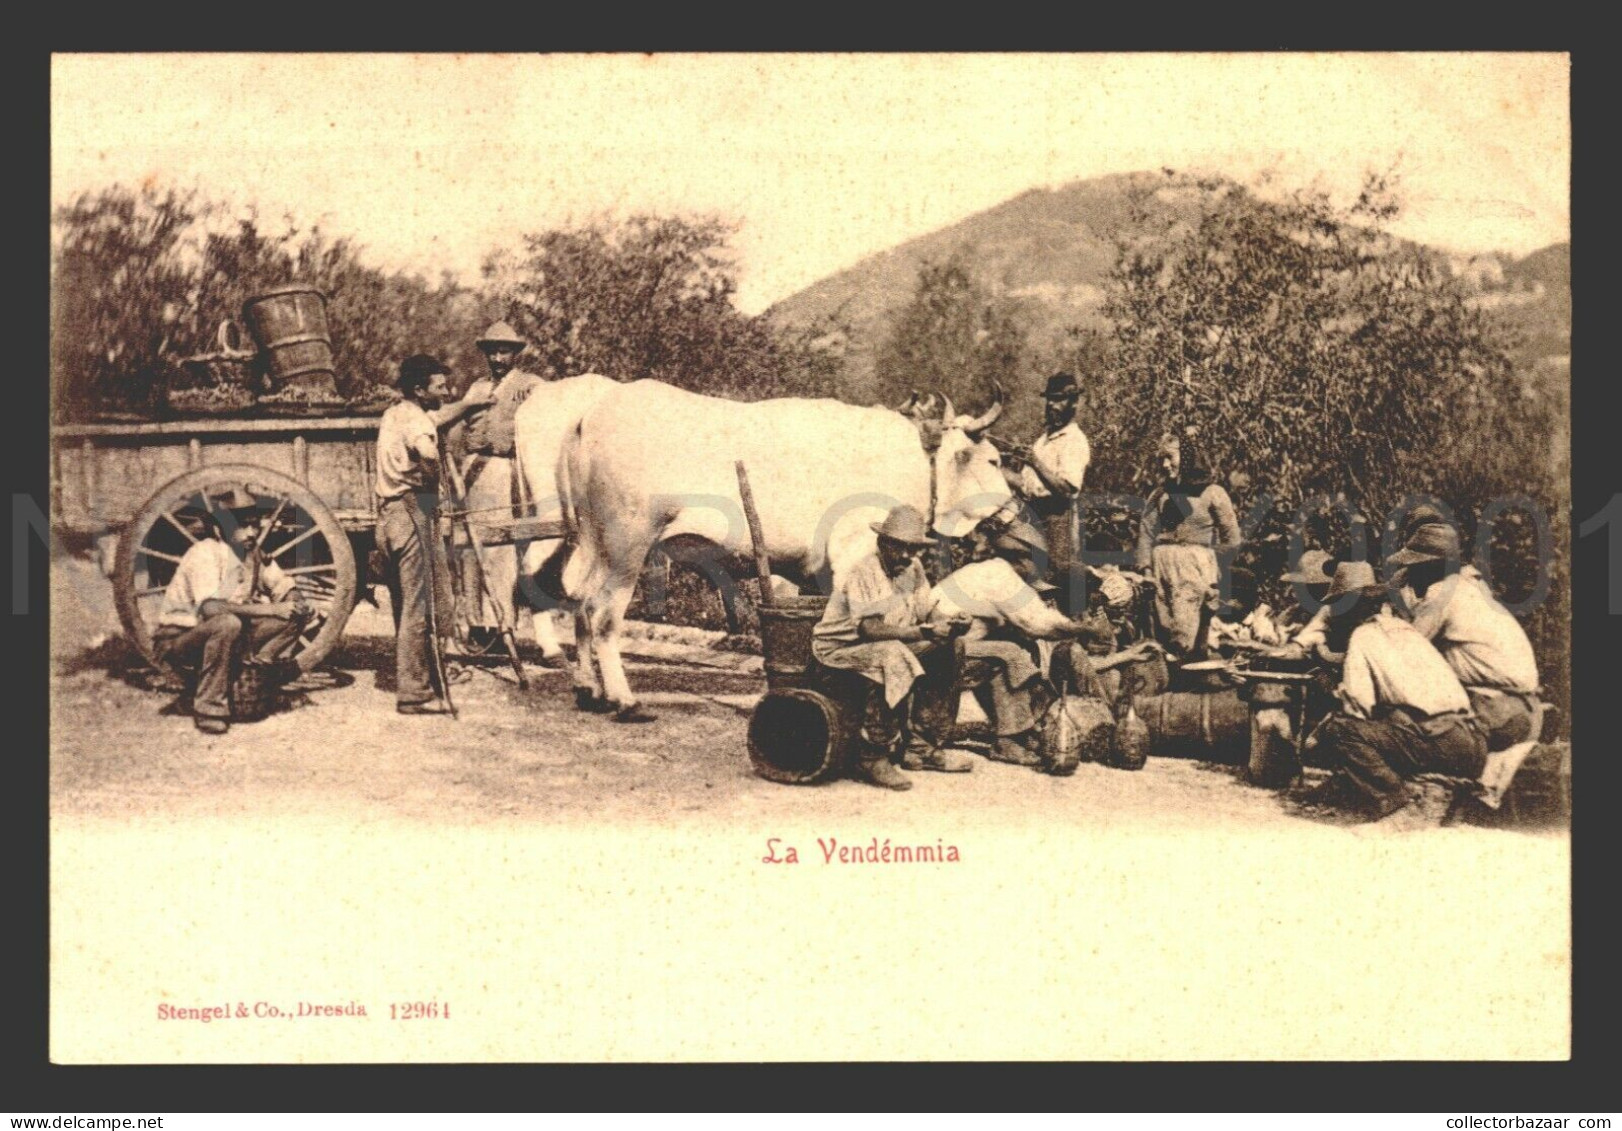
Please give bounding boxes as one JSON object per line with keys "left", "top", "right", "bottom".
{"left": 894, "top": 390, "right": 922, "bottom": 415}
{"left": 939, "top": 394, "right": 956, "bottom": 427}
{"left": 961, "top": 385, "right": 1006, "bottom": 436}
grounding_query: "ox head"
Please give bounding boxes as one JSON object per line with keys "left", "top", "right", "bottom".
{"left": 899, "top": 386, "right": 1013, "bottom": 539}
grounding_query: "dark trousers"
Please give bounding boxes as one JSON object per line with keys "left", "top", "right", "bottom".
{"left": 1317, "top": 709, "right": 1487, "bottom": 817}
{"left": 377, "top": 494, "right": 454, "bottom": 705}
{"left": 154, "top": 614, "right": 302, "bottom": 719}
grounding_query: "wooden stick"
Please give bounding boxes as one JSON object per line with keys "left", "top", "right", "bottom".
{"left": 734, "top": 461, "right": 774, "bottom": 609}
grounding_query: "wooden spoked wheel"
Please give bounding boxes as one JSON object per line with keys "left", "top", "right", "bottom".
{"left": 113, "top": 463, "right": 358, "bottom": 672}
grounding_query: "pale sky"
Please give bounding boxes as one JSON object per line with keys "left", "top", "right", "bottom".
{"left": 52, "top": 53, "right": 1570, "bottom": 314}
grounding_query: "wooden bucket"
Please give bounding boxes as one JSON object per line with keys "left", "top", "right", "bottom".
{"left": 242, "top": 285, "right": 338, "bottom": 395}
{"left": 747, "top": 687, "right": 849, "bottom": 785}
{"left": 757, "top": 595, "right": 829, "bottom": 690}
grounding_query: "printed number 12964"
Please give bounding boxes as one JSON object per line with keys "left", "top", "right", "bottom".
{"left": 390, "top": 1002, "right": 450, "bottom": 1020}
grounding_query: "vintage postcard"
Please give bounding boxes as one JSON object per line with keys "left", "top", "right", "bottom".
{"left": 48, "top": 52, "right": 1571, "bottom": 1062}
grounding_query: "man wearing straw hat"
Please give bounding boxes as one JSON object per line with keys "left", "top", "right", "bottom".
{"left": 452, "top": 320, "right": 552, "bottom": 654}
{"left": 812, "top": 504, "right": 975, "bottom": 790}
{"left": 1304, "top": 560, "right": 1487, "bottom": 821}
{"left": 152, "top": 486, "right": 310, "bottom": 735}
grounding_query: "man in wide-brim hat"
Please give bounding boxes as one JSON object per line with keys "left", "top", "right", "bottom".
{"left": 1301, "top": 559, "right": 1488, "bottom": 822}
{"left": 150, "top": 485, "right": 311, "bottom": 734}
{"left": 1388, "top": 521, "right": 1541, "bottom": 799}
{"left": 923, "top": 518, "right": 1104, "bottom": 770}
{"left": 451, "top": 319, "right": 554, "bottom": 656}
{"left": 811, "top": 504, "right": 977, "bottom": 789}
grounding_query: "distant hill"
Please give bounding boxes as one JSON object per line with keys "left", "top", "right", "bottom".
{"left": 766, "top": 172, "right": 1570, "bottom": 421}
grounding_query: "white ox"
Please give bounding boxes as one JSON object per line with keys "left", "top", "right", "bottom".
{"left": 555, "top": 379, "right": 1013, "bottom": 719}
{"left": 459, "top": 372, "right": 619, "bottom": 661}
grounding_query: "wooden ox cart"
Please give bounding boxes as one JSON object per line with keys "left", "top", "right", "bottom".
{"left": 51, "top": 413, "right": 560, "bottom": 674}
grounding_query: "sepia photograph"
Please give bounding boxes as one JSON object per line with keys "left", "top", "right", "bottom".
{"left": 46, "top": 52, "right": 1572, "bottom": 1063}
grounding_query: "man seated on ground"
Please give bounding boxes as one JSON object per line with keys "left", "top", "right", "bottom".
{"left": 1387, "top": 520, "right": 1542, "bottom": 803}
{"left": 151, "top": 487, "right": 311, "bottom": 735}
{"left": 1302, "top": 560, "right": 1486, "bottom": 823}
{"left": 811, "top": 504, "right": 975, "bottom": 791}
{"left": 926, "top": 521, "right": 1099, "bottom": 769}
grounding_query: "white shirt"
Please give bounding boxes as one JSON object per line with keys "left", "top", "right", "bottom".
{"left": 1018, "top": 421, "right": 1090, "bottom": 500}
{"left": 1408, "top": 567, "right": 1539, "bottom": 692}
{"left": 928, "top": 558, "right": 1076, "bottom": 640}
{"left": 1339, "top": 612, "right": 1472, "bottom": 720}
{"left": 157, "top": 539, "right": 293, "bottom": 629}
{"left": 375, "top": 401, "right": 438, "bottom": 499}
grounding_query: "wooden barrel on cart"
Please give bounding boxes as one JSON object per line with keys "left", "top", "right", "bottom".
{"left": 242, "top": 285, "right": 338, "bottom": 395}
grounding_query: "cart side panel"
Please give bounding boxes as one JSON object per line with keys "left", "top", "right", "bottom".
{"left": 304, "top": 437, "right": 377, "bottom": 518}
{"left": 54, "top": 442, "right": 193, "bottom": 535}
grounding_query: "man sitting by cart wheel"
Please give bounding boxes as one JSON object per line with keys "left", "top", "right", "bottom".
{"left": 151, "top": 487, "right": 311, "bottom": 735}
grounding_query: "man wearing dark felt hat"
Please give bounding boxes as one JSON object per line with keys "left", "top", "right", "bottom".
{"left": 1303, "top": 561, "right": 1487, "bottom": 822}
{"left": 151, "top": 486, "right": 311, "bottom": 734}
{"left": 1005, "top": 372, "right": 1091, "bottom": 612}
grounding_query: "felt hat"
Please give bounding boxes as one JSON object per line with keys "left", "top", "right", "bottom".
{"left": 1042, "top": 372, "right": 1080, "bottom": 399}
{"left": 870, "top": 504, "right": 935, "bottom": 548}
{"left": 1281, "top": 549, "right": 1337, "bottom": 585}
{"left": 475, "top": 320, "right": 526, "bottom": 350}
{"left": 208, "top": 485, "right": 260, "bottom": 515}
{"left": 1322, "top": 560, "right": 1385, "bottom": 606}
{"left": 1387, "top": 522, "right": 1462, "bottom": 567}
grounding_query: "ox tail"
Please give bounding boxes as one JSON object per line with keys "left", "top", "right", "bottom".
{"left": 557, "top": 420, "right": 593, "bottom": 602}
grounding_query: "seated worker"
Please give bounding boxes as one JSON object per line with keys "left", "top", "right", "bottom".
{"left": 1303, "top": 561, "right": 1486, "bottom": 821}
{"left": 1388, "top": 520, "right": 1541, "bottom": 776}
{"left": 1272, "top": 548, "right": 1338, "bottom": 659}
{"left": 151, "top": 487, "right": 310, "bottom": 735}
{"left": 1203, "top": 565, "right": 1284, "bottom": 655}
{"left": 811, "top": 504, "right": 976, "bottom": 790}
{"left": 926, "top": 522, "right": 1094, "bottom": 768}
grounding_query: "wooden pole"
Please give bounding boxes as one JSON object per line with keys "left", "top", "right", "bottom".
{"left": 734, "top": 461, "right": 774, "bottom": 608}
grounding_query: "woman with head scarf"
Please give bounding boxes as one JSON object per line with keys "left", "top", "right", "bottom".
{"left": 1133, "top": 432, "right": 1242, "bottom": 655}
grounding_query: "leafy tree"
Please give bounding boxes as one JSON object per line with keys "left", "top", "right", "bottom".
{"left": 51, "top": 185, "right": 209, "bottom": 418}
{"left": 486, "top": 214, "right": 843, "bottom": 400}
{"left": 1089, "top": 170, "right": 1568, "bottom": 726}
{"left": 873, "top": 249, "right": 1034, "bottom": 423}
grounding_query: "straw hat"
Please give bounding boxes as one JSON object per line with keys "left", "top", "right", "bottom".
{"left": 870, "top": 504, "right": 935, "bottom": 548}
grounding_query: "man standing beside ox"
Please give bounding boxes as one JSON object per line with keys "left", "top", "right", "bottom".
{"left": 1006, "top": 372, "right": 1091, "bottom": 612}
{"left": 449, "top": 321, "right": 556, "bottom": 659}
{"left": 374, "top": 354, "right": 491, "bottom": 714}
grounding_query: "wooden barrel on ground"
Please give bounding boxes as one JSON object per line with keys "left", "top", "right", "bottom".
{"left": 242, "top": 286, "right": 338, "bottom": 395}
{"left": 1136, "top": 688, "right": 1251, "bottom": 761}
{"left": 747, "top": 687, "right": 848, "bottom": 785}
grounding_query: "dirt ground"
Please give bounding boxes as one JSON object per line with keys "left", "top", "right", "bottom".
{"left": 48, "top": 553, "right": 1562, "bottom": 834}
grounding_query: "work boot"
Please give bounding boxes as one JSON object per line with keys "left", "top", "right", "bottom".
{"left": 901, "top": 740, "right": 975, "bottom": 773}
{"left": 852, "top": 754, "right": 913, "bottom": 791}
{"left": 990, "top": 730, "right": 1043, "bottom": 767}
